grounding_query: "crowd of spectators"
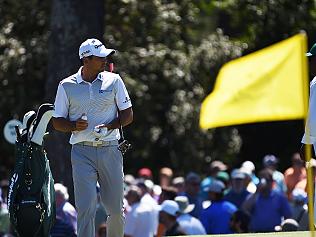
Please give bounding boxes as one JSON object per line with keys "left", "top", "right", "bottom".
{"left": 0, "top": 152, "right": 313, "bottom": 236}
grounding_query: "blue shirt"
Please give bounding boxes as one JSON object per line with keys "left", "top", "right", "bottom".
{"left": 224, "top": 189, "right": 250, "bottom": 208}
{"left": 249, "top": 190, "right": 292, "bottom": 232}
{"left": 200, "top": 200, "right": 237, "bottom": 234}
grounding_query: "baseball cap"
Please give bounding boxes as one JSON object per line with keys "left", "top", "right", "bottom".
{"left": 241, "top": 161, "right": 255, "bottom": 173}
{"left": 124, "top": 174, "right": 135, "bottom": 186}
{"left": 216, "top": 171, "right": 230, "bottom": 182}
{"left": 138, "top": 168, "right": 153, "bottom": 178}
{"left": 210, "top": 160, "right": 227, "bottom": 171}
{"left": 306, "top": 43, "right": 316, "bottom": 57}
{"left": 231, "top": 169, "right": 246, "bottom": 179}
{"left": 275, "top": 219, "right": 299, "bottom": 232}
{"left": 175, "top": 196, "right": 195, "bottom": 214}
{"left": 263, "top": 154, "right": 278, "bottom": 166}
{"left": 172, "top": 176, "right": 185, "bottom": 186}
{"left": 79, "top": 39, "right": 115, "bottom": 59}
{"left": 185, "top": 172, "right": 201, "bottom": 183}
{"left": 159, "top": 200, "right": 180, "bottom": 217}
{"left": 203, "top": 179, "right": 225, "bottom": 193}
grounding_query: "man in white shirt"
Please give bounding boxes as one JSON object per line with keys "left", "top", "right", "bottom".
{"left": 52, "top": 38, "right": 133, "bottom": 237}
{"left": 124, "top": 185, "right": 155, "bottom": 237}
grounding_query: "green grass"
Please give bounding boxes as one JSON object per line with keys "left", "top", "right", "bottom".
{"left": 172, "top": 231, "right": 316, "bottom": 237}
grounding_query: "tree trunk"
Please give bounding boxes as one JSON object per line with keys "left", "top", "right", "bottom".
{"left": 45, "top": 0, "right": 104, "bottom": 203}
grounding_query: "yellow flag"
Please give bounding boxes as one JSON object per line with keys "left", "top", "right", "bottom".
{"left": 200, "top": 33, "right": 308, "bottom": 129}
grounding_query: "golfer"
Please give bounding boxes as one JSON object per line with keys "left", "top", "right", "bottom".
{"left": 52, "top": 38, "right": 133, "bottom": 237}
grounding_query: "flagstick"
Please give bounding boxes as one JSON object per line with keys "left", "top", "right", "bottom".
{"left": 301, "top": 33, "right": 315, "bottom": 236}
{"left": 304, "top": 138, "right": 315, "bottom": 235}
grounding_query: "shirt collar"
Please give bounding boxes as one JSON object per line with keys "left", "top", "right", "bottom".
{"left": 76, "top": 67, "right": 104, "bottom": 84}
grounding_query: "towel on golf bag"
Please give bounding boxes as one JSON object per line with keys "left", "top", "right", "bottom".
{"left": 7, "top": 103, "right": 56, "bottom": 237}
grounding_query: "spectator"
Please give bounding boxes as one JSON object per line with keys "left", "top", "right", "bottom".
{"left": 224, "top": 169, "right": 251, "bottom": 208}
{"left": 0, "top": 180, "right": 9, "bottom": 207}
{"left": 95, "top": 183, "right": 107, "bottom": 233}
{"left": 172, "top": 177, "right": 185, "bottom": 194}
{"left": 274, "top": 219, "right": 299, "bottom": 232}
{"left": 124, "top": 174, "right": 136, "bottom": 187}
{"left": 284, "top": 152, "right": 306, "bottom": 199}
{"left": 158, "top": 186, "right": 178, "bottom": 205}
{"left": 54, "top": 183, "right": 77, "bottom": 233}
{"left": 240, "top": 161, "right": 259, "bottom": 193}
{"left": 97, "top": 223, "right": 107, "bottom": 237}
{"left": 51, "top": 216, "right": 77, "bottom": 237}
{"left": 137, "top": 180, "right": 159, "bottom": 236}
{"left": 216, "top": 171, "right": 230, "bottom": 189}
{"left": 158, "top": 200, "right": 185, "bottom": 236}
{"left": 153, "top": 184, "right": 162, "bottom": 202}
{"left": 291, "top": 188, "right": 309, "bottom": 231}
{"left": 263, "top": 154, "right": 287, "bottom": 193}
{"left": 0, "top": 188, "right": 9, "bottom": 235}
{"left": 175, "top": 196, "right": 206, "bottom": 235}
{"left": 230, "top": 210, "right": 250, "bottom": 233}
{"left": 124, "top": 185, "right": 156, "bottom": 237}
{"left": 201, "top": 161, "right": 227, "bottom": 200}
{"left": 181, "top": 172, "right": 203, "bottom": 218}
{"left": 242, "top": 168, "right": 292, "bottom": 232}
{"left": 295, "top": 158, "right": 316, "bottom": 192}
{"left": 138, "top": 168, "right": 153, "bottom": 180}
{"left": 159, "top": 167, "right": 173, "bottom": 188}
{"left": 200, "top": 179, "right": 237, "bottom": 234}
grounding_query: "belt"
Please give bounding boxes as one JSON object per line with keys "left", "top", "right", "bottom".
{"left": 77, "top": 140, "right": 118, "bottom": 147}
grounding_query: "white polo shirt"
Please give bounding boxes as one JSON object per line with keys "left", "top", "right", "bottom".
{"left": 302, "top": 77, "right": 316, "bottom": 150}
{"left": 124, "top": 202, "right": 156, "bottom": 237}
{"left": 53, "top": 67, "right": 132, "bottom": 144}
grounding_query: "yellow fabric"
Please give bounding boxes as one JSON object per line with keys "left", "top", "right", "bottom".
{"left": 200, "top": 33, "right": 309, "bottom": 129}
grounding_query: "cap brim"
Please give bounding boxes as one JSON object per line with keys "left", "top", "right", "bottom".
{"left": 181, "top": 204, "right": 195, "bottom": 214}
{"left": 97, "top": 47, "right": 116, "bottom": 57}
{"left": 232, "top": 175, "right": 245, "bottom": 179}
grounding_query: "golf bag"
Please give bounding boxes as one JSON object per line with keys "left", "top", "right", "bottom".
{"left": 8, "top": 103, "right": 56, "bottom": 237}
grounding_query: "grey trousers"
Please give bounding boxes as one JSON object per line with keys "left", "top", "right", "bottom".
{"left": 71, "top": 143, "right": 125, "bottom": 237}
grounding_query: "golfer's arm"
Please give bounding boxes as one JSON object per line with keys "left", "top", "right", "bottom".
{"left": 52, "top": 117, "right": 76, "bottom": 132}
{"left": 107, "top": 107, "right": 133, "bottom": 130}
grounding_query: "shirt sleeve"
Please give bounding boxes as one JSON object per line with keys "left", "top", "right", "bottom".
{"left": 302, "top": 77, "right": 316, "bottom": 144}
{"left": 53, "top": 82, "right": 69, "bottom": 118}
{"left": 115, "top": 75, "right": 132, "bottom": 111}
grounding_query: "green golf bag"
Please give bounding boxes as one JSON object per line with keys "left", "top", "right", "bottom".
{"left": 8, "top": 103, "right": 56, "bottom": 237}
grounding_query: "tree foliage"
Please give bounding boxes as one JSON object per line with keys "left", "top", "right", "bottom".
{"left": 103, "top": 0, "right": 245, "bottom": 175}
{"left": 1, "top": 0, "right": 315, "bottom": 181}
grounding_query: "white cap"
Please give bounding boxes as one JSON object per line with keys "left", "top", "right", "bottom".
{"left": 79, "top": 38, "right": 115, "bottom": 59}
{"left": 231, "top": 169, "right": 246, "bottom": 179}
{"left": 159, "top": 200, "right": 180, "bottom": 216}
{"left": 241, "top": 161, "right": 255, "bottom": 173}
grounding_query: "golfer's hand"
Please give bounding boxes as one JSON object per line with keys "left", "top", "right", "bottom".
{"left": 74, "top": 118, "right": 88, "bottom": 131}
